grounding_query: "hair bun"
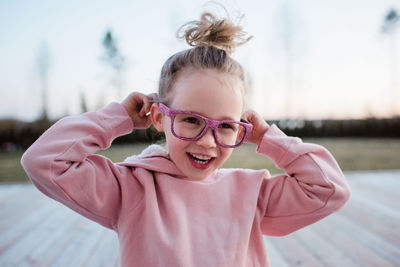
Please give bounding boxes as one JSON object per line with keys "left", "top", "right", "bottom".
{"left": 178, "top": 11, "right": 252, "bottom": 55}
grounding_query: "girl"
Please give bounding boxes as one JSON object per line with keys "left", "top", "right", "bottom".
{"left": 22, "top": 11, "right": 351, "bottom": 267}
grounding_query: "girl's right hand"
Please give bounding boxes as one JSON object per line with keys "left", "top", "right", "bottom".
{"left": 121, "top": 92, "right": 157, "bottom": 129}
{"left": 241, "top": 109, "right": 270, "bottom": 145}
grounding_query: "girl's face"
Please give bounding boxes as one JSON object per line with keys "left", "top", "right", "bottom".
{"left": 154, "top": 68, "right": 245, "bottom": 180}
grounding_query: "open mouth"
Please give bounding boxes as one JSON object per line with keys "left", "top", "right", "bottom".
{"left": 187, "top": 152, "right": 215, "bottom": 169}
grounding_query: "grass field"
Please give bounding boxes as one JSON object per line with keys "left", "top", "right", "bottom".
{"left": 1, "top": 138, "right": 400, "bottom": 183}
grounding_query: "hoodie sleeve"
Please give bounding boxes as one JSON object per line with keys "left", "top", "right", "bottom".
{"left": 21, "top": 102, "right": 136, "bottom": 230}
{"left": 256, "top": 124, "right": 351, "bottom": 236}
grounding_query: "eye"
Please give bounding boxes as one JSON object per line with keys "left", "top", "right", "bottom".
{"left": 219, "top": 123, "right": 235, "bottom": 130}
{"left": 183, "top": 116, "right": 200, "bottom": 124}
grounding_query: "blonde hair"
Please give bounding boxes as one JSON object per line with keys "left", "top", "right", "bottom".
{"left": 158, "top": 9, "right": 252, "bottom": 104}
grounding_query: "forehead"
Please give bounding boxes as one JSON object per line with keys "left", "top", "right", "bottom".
{"left": 169, "top": 68, "right": 244, "bottom": 120}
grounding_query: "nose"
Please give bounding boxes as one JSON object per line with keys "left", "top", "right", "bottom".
{"left": 196, "top": 128, "right": 217, "bottom": 148}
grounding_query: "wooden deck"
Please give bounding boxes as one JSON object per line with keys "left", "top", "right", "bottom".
{"left": 0, "top": 170, "right": 399, "bottom": 267}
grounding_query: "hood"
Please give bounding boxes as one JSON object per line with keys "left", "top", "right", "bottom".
{"left": 118, "top": 144, "right": 185, "bottom": 177}
{"left": 124, "top": 144, "right": 170, "bottom": 161}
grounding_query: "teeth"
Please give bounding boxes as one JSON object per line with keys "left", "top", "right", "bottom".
{"left": 189, "top": 153, "right": 212, "bottom": 161}
{"left": 194, "top": 159, "right": 207, "bottom": 165}
{"left": 188, "top": 153, "right": 213, "bottom": 164}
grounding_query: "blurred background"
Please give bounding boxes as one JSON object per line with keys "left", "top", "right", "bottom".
{"left": 1, "top": 1, "right": 400, "bottom": 266}
{"left": 0, "top": 0, "right": 400, "bottom": 180}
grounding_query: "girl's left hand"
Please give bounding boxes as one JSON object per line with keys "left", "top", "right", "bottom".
{"left": 241, "top": 110, "right": 270, "bottom": 145}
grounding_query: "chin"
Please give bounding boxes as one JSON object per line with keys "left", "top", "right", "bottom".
{"left": 183, "top": 153, "right": 219, "bottom": 180}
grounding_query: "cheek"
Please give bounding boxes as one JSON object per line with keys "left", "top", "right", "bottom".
{"left": 218, "top": 148, "right": 234, "bottom": 164}
{"left": 167, "top": 136, "right": 182, "bottom": 151}
{"left": 161, "top": 117, "right": 177, "bottom": 143}
{"left": 164, "top": 128, "right": 187, "bottom": 157}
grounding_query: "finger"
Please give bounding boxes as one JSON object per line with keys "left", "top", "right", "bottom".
{"left": 139, "top": 102, "right": 149, "bottom": 117}
{"left": 142, "top": 93, "right": 159, "bottom": 116}
{"left": 140, "top": 114, "right": 153, "bottom": 129}
{"left": 147, "top": 93, "right": 159, "bottom": 103}
{"left": 241, "top": 110, "right": 255, "bottom": 123}
{"left": 132, "top": 92, "right": 145, "bottom": 107}
{"left": 138, "top": 95, "right": 151, "bottom": 117}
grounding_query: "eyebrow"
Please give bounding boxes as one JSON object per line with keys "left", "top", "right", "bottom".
{"left": 186, "top": 109, "right": 238, "bottom": 121}
{"left": 165, "top": 103, "right": 239, "bottom": 122}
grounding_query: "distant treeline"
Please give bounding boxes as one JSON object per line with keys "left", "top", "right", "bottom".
{"left": 268, "top": 117, "right": 400, "bottom": 138}
{"left": 1, "top": 116, "right": 399, "bottom": 151}
{"left": 0, "top": 118, "right": 164, "bottom": 152}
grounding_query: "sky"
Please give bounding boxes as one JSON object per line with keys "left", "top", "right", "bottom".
{"left": 1, "top": 0, "right": 399, "bottom": 121}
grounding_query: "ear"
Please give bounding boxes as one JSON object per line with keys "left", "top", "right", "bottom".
{"left": 150, "top": 103, "right": 164, "bottom": 132}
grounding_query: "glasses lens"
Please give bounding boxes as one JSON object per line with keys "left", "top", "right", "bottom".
{"left": 216, "top": 122, "right": 246, "bottom": 146}
{"left": 173, "top": 114, "right": 206, "bottom": 139}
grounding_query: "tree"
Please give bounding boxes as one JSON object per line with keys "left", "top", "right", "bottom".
{"left": 100, "top": 30, "right": 126, "bottom": 100}
{"left": 36, "top": 41, "right": 51, "bottom": 121}
{"left": 280, "top": 2, "right": 295, "bottom": 119}
{"left": 277, "top": 1, "right": 306, "bottom": 119}
{"left": 382, "top": 8, "right": 400, "bottom": 116}
{"left": 80, "top": 89, "right": 88, "bottom": 113}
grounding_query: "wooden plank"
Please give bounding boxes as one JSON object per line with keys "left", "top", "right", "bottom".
{"left": 265, "top": 234, "right": 323, "bottom": 266}
{"left": 0, "top": 187, "right": 49, "bottom": 231}
{"left": 347, "top": 173, "right": 400, "bottom": 211}
{"left": 308, "top": 213, "right": 396, "bottom": 267}
{"left": 0, "top": 200, "right": 58, "bottom": 254}
{"left": 339, "top": 188, "right": 400, "bottom": 246}
{"left": 289, "top": 223, "right": 360, "bottom": 267}
{"left": 263, "top": 237, "right": 290, "bottom": 267}
{"left": 326, "top": 212, "right": 400, "bottom": 265}
{"left": 82, "top": 228, "right": 120, "bottom": 267}
{"left": 13, "top": 209, "right": 83, "bottom": 266}
{"left": 0, "top": 201, "right": 71, "bottom": 266}
{"left": 0, "top": 183, "right": 30, "bottom": 202}
{"left": 48, "top": 217, "right": 108, "bottom": 267}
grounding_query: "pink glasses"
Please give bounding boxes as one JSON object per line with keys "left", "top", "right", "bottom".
{"left": 158, "top": 103, "right": 253, "bottom": 148}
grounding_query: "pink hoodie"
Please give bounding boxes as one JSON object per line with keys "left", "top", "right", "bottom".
{"left": 21, "top": 102, "right": 351, "bottom": 267}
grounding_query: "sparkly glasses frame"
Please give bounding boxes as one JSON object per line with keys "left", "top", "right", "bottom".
{"left": 158, "top": 103, "right": 253, "bottom": 148}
